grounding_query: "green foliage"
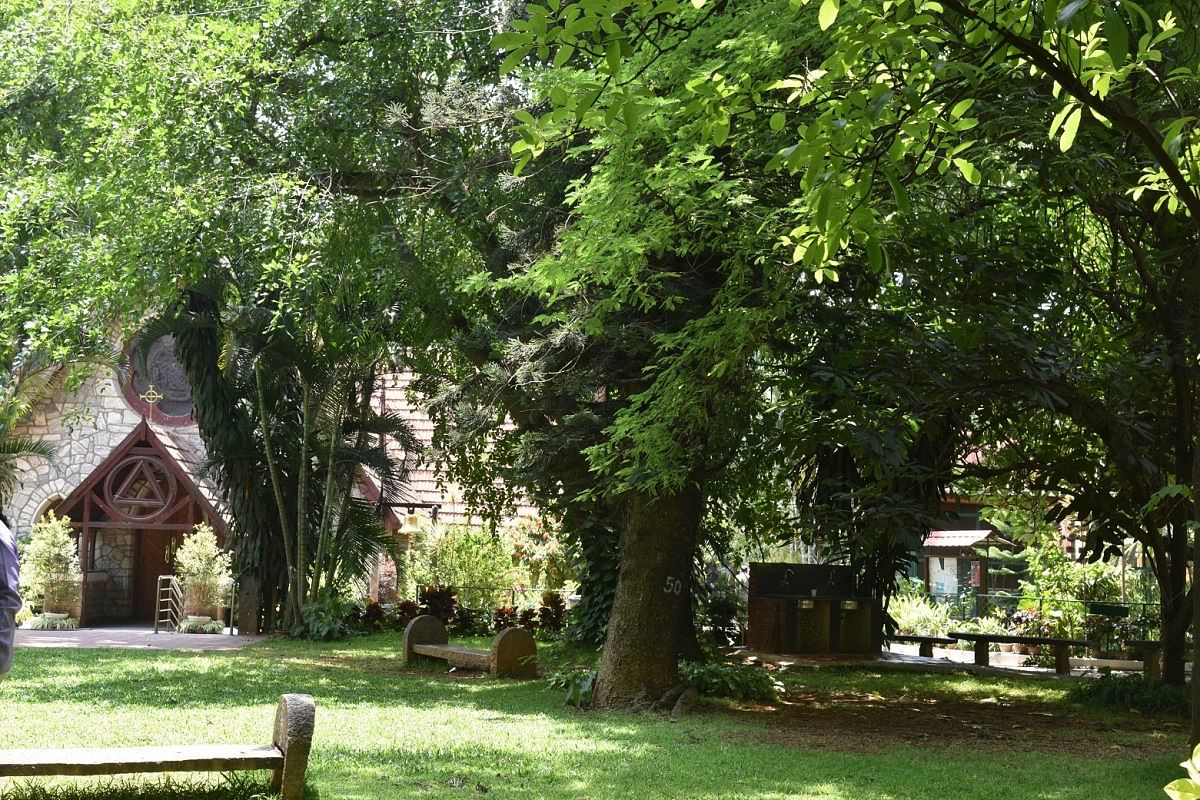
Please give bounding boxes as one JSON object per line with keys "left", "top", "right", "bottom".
{"left": 417, "top": 585, "right": 459, "bottom": 625}
{"left": 679, "top": 661, "right": 781, "bottom": 703}
{"left": 290, "top": 593, "right": 352, "bottom": 641}
{"left": 25, "top": 614, "right": 79, "bottom": 631}
{"left": 889, "top": 593, "right": 954, "bottom": 637}
{"left": 506, "top": 516, "right": 574, "bottom": 591}
{"left": 1166, "top": 744, "right": 1200, "bottom": 800}
{"left": 411, "top": 525, "right": 524, "bottom": 609}
{"left": 18, "top": 513, "right": 80, "bottom": 615}
{"left": 174, "top": 523, "right": 233, "bottom": 615}
{"left": 1070, "top": 670, "right": 1189, "bottom": 718}
{"left": 177, "top": 618, "right": 225, "bottom": 634}
{"left": 546, "top": 664, "right": 598, "bottom": 708}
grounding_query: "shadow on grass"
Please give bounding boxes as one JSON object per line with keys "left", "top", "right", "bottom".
{"left": 2, "top": 640, "right": 561, "bottom": 714}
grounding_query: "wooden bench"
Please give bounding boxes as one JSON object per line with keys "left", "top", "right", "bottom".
{"left": 402, "top": 615, "right": 537, "bottom": 678}
{"left": 0, "top": 694, "right": 314, "bottom": 800}
{"left": 951, "top": 631, "right": 1088, "bottom": 675}
{"left": 1129, "top": 639, "right": 1162, "bottom": 679}
{"left": 888, "top": 634, "right": 960, "bottom": 657}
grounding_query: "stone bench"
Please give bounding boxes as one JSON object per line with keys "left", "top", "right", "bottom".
{"left": 950, "top": 631, "right": 1088, "bottom": 675}
{"left": 1128, "top": 639, "right": 1162, "bottom": 679}
{"left": 888, "top": 634, "right": 960, "bottom": 658}
{"left": 0, "top": 694, "right": 314, "bottom": 800}
{"left": 402, "top": 615, "right": 537, "bottom": 678}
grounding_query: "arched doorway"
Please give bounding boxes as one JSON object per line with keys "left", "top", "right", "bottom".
{"left": 53, "top": 422, "right": 226, "bottom": 626}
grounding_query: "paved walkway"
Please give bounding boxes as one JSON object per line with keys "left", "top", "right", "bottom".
{"left": 16, "top": 626, "right": 267, "bottom": 651}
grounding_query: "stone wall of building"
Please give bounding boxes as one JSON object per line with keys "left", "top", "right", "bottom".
{"left": 90, "top": 529, "right": 135, "bottom": 620}
{"left": 4, "top": 370, "right": 204, "bottom": 539}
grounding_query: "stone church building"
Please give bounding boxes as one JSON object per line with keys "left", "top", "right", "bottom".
{"left": 5, "top": 334, "right": 506, "bottom": 627}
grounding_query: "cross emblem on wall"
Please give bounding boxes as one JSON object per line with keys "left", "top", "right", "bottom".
{"left": 140, "top": 384, "right": 164, "bottom": 421}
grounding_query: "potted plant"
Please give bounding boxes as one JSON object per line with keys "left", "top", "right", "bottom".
{"left": 174, "top": 524, "right": 233, "bottom": 629}
{"left": 18, "top": 512, "right": 83, "bottom": 623}
{"left": 1010, "top": 609, "right": 1041, "bottom": 654}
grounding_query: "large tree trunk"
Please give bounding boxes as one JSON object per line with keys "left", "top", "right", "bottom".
{"left": 592, "top": 483, "right": 704, "bottom": 711}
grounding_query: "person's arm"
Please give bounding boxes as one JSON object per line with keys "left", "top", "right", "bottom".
{"left": 0, "top": 524, "right": 21, "bottom": 677}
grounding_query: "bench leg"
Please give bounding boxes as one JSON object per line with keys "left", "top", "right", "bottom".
{"left": 403, "top": 615, "right": 448, "bottom": 665}
{"left": 270, "top": 694, "right": 316, "bottom": 800}
{"left": 1054, "top": 644, "right": 1070, "bottom": 675}
{"left": 918, "top": 642, "right": 933, "bottom": 658}
{"left": 1145, "top": 648, "right": 1162, "bottom": 680}
{"left": 492, "top": 627, "right": 538, "bottom": 678}
{"left": 973, "top": 640, "right": 990, "bottom": 668}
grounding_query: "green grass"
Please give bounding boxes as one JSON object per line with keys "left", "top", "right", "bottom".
{"left": 0, "top": 633, "right": 1186, "bottom": 799}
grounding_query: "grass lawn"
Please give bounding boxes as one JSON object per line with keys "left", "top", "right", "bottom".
{"left": 0, "top": 632, "right": 1186, "bottom": 800}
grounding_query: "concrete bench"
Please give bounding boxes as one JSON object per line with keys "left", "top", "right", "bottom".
{"left": 402, "top": 615, "right": 537, "bottom": 678}
{"left": 951, "top": 631, "right": 1088, "bottom": 675}
{"left": 1129, "top": 639, "right": 1162, "bottom": 679}
{"left": 0, "top": 694, "right": 314, "bottom": 800}
{"left": 888, "top": 634, "right": 959, "bottom": 658}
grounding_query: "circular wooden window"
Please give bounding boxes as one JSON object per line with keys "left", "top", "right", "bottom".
{"left": 103, "top": 455, "right": 179, "bottom": 521}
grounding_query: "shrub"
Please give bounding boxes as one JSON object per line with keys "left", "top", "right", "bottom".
{"left": 388, "top": 600, "right": 421, "bottom": 631}
{"left": 1069, "top": 669, "right": 1189, "bottom": 717}
{"left": 26, "top": 614, "right": 79, "bottom": 631}
{"left": 291, "top": 593, "right": 352, "bottom": 641}
{"left": 538, "top": 592, "right": 567, "bottom": 633}
{"left": 679, "top": 661, "right": 781, "bottom": 703}
{"left": 413, "top": 526, "right": 522, "bottom": 608}
{"left": 518, "top": 607, "right": 539, "bottom": 630}
{"left": 546, "top": 665, "right": 597, "bottom": 708}
{"left": 19, "top": 513, "right": 81, "bottom": 615}
{"left": 889, "top": 592, "right": 952, "bottom": 637}
{"left": 174, "top": 524, "right": 233, "bottom": 616}
{"left": 345, "top": 601, "right": 386, "bottom": 633}
{"left": 700, "top": 582, "right": 742, "bottom": 647}
{"left": 450, "top": 606, "right": 491, "bottom": 637}
{"left": 418, "top": 585, "right": 458, "bottom": 624}
{"left": 177, "top": 618, "right": 224, "bottom": 634}
{"left": 506, "top": 515, "right": 573, "bottom": 591}
{"left": 492, "top": 605, "right": 519, "bottom": 632}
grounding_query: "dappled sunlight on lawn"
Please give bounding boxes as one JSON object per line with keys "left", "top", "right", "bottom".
{"left": 0, "top": 635, "right": 1184, "bottom": 799}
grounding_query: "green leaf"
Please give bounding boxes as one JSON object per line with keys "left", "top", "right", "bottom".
{"left": 953, "top": 157, "right": 981, "bottom": 185}
{"left": 711, "top": 117, "right": 730, "bottom": 146}
{"left": 1164, "top": 779, "right": 1200, "bottom": 800}
{"left": 949, "top": 99, "right": 974, "bottom": 119}
{"left": 819, "top": 0, "right": 839, "bottom": 30}
{"left": 552, "top": 44, "right": 576, "bottom": 68}
{"left": 865, "top": 237, "right": 883, "bottom": 272}
{"left": 605, "top": 39, "right": 623, "bottom": 76}
{"left": 1056, "top": 0, "right": 1089, "bottom": 27}
{"left": 885, "top": 172, "right": 911, "bottom": 216}
{"left": 769, "top": 112, "right": 787, "bottom": 131}
{"left": 499, "top": 46, "right": 529, "bottom": 75}
{"left": 1059, "top": 105, "right": 1082, "bottom": 151}
{"left": 1105, "top": 9, "right": 1129, "bottom": 66}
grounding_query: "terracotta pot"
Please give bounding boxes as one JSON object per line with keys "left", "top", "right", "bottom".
{"left": 1015, "top": 643, "right": 1029, "bottom": 655}
{"left": 187, "top": 615, "right": 212, "bottom": 624}
{"left": 1027, "top": 645, "right": 1042, "bottom": 656}
{"left": 999, "top": 642, "right": 1015, "bottom": 653}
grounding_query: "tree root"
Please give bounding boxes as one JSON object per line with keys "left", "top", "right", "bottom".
{"left": 651, "top": 681, "right": 689, "bottom": 712}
